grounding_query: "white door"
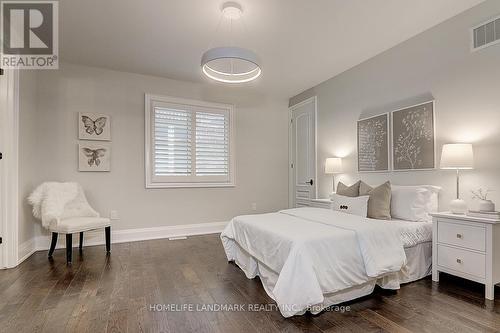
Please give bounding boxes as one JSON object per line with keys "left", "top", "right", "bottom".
{"left": 0, "top": 69, "right": 18, "bottom": 269}
{"left": 289, "top": 97, "right": 316, "bottom": 207}
{"left": 0, "top": 71, "right": 5, "bottom": 267}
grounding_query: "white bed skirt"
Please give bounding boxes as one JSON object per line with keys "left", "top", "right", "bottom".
{"left": 225, "top": 240, "right": 432, "bottom": 316}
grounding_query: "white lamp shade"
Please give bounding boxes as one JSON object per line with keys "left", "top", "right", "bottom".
{"left": 325, "top": 157, "right": 342, "bottom": 174}
{"left": 440, "top": 144, "right": 474, "bottom": 169}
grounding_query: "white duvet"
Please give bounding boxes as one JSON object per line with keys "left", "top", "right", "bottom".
{"left": 221, "top": 207, "right": 427, "bottom": 317}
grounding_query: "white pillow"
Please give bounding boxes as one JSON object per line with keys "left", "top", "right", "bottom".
{"left": 391, "top": 185, "right": 441, "bottom": 222}
{"left": 421, "top": 185, "right": 441, "bottom": 213}
{"left": 331, "top": 194, "right": 369, "bottom": 217}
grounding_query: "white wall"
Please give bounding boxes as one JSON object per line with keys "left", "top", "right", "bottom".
{"left": 18, "top": 70, "right": 38, "bottom": 256}
{"left": 20, "top": 63, "right": 289, "bottom": 240}
{"left": 290, "top": 0, "right": 500, "bottom": 210}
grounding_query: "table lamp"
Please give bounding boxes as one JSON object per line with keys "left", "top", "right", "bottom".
{"left": 325, "top": 157, "right": 342, "bottom": 193}
{"left": 440, "top": 144, "right": 474, "bottom": 214}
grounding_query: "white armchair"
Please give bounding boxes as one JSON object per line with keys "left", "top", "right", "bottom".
{"left": 28, "top": 182, "right": 111, "bottom": 264}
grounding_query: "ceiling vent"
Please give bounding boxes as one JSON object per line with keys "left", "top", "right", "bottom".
{"left": 471, "top": 15, "right": 500, "bottom": 51}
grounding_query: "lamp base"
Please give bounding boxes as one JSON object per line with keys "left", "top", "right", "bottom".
{"left": 450, "top": 199, "right": 467, "bottom": 214}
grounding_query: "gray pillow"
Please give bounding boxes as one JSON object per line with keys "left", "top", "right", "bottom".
{"left": 359, "top": 181, "right": 392, "bottom": 220}
{"left": 336, "top": 181, "right": 361, "bottom": 197}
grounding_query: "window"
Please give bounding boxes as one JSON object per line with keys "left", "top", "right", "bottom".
{"left": 145, "top": 94, "right": 234, "bottom": 188}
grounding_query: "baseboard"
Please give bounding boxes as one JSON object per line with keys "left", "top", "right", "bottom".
{"left": 34, "top": 220, "right": 229, "bottom": 252}
{"left": 18, "top": 238, "right": 36, "bottom": 265}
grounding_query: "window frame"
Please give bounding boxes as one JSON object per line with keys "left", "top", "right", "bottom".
{"left": 145, "top": 94, "right": 235, "bottom": 188}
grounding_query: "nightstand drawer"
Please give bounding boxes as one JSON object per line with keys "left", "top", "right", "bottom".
{"left": 437, "top": 220, "right": 486, "bottom": 252}
{"left": 437, "top": 245, "right": 485, "bottom": 278}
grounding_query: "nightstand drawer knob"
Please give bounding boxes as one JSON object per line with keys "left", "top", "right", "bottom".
{"left": 456, "top": 233, "right": 462, "bottom": 239}
{"left": 456, "top": 258, "right": 462, "bottom": 264}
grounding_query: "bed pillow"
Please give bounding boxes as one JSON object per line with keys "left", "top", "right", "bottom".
{"left": 359, "top": 181, "right": 392, "bottom": 220}
{"left": 336, "top": 181, "right": 361, "bottom": 197}
{"left": 391, "top": 185, "right": 441, "bottom": 222}
{"left": 331, "top": 194, "right": 369, "bottom": 217}
{"left": 419, "top": 185, "right": 441, "bottom": 213}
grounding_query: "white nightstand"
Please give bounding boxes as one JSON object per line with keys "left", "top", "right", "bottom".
{"left": 431, "top": 212, "right": 500, "bottom": 300}
{"left": 309, "top": 198, "right": 332, "bottom": 209}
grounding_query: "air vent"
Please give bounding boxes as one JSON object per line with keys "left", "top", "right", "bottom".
{"left": 472, "top": 16, "right": 500, "bottom": 51}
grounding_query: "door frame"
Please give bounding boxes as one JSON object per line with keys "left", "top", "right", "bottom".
{"left": 0, "top": 69, "right": 20, "bottom": 268}
{"left": 288, "top": 96, "right": 318, "bottom": 208}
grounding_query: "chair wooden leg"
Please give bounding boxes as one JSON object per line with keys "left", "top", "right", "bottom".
{"left": 48, "top": 232, "right": 58, "bottom": 257}
{"left": 79, "top": 232, "right": 84, "bottom": 252}
{"left": 66, "top": 234, "right": 72, "bottom": 264}
{"left": 105, "top": 226, "right": 111, "bottom": 253}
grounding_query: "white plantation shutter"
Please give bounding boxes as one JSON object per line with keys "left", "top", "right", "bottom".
{"left": 195, "top": 112, "right": 229, "bottom": 176}
{"left": 154, "top": 107, "right": 192, "bottom": 176}
{"left": 146, "top": 95, "right": 234, "bottom": 188}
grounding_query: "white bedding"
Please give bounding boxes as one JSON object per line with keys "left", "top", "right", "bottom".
{"left": 220, "top": 207, "right": 432, "bottom": 317}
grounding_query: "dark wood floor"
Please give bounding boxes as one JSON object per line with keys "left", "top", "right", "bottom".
{"left": 1, "top": 234, "right": 500, "bottom": 333}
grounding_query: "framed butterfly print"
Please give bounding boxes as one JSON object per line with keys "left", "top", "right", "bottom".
{"left": 79, "top": 112, "right": 111, "bottom": 141}
{"left": 78, "top": 142, "right": 111, "bottom": 172}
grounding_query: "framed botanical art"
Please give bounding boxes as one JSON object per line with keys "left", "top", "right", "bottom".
{"left": 391, "top": 101, "right": 435, "bottom": 171}
{"left": 357, "top": 113, "right": 390, "bottom": 172}
{"left": 78, "top": 112, "right": 111, "bottom": 141}
{"left": 78, "top": 142, "right": 111, "bottom": 172}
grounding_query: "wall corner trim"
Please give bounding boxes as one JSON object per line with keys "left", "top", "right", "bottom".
{"left": 18, "top": 238, "right": 37, "bottom": 265}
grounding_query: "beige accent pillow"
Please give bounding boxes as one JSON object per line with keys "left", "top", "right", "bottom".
{"left": 336, "top": 181, "right": 361, "bottom": 197}
{"left": 359, "top": 181, "right": 392, "bottom": 220}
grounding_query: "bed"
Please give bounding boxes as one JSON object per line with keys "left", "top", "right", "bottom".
{"left": 220, "top": 207, "right": 432, "bottom": 317}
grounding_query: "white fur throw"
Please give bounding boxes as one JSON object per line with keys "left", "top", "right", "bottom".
{"left": 28, "top": 182, "right": 100, "bottom": 229}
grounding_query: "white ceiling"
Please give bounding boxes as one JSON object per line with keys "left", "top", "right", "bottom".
{"left": 60, "top": 0, "right": 484, "bottom": 98}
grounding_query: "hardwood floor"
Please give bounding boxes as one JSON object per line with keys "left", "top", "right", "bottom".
{"left": 1, "top": 234, "right": 499, "bottom": 333}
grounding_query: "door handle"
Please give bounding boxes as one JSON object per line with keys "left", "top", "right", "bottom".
{"left": 307, "top": 179, "right": 313, "bottom": 186}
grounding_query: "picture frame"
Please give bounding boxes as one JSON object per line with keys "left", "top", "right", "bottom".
{"left": 357, "top": 113, "right": 390, "bottom": 172}
{"left": 78, "top": 112, "right": 111, "bottom": 141}
{"left": 78, "top": 142, "right": 111, "bottom": 172}
{"left": 391, "top": 101, "right": 436, "bottom": 171}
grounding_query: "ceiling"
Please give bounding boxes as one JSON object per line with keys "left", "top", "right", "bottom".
{"left": 60, "top": 0, "right": 485, "bottom": 98}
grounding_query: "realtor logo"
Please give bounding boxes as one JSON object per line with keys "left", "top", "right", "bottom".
{"left": 1, "top": 1, "right": 58, "bottom": 69}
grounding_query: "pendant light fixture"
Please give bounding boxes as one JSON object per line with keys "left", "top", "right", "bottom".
{"left": 201, "top": 2, "right": 261, "bottom": 83}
